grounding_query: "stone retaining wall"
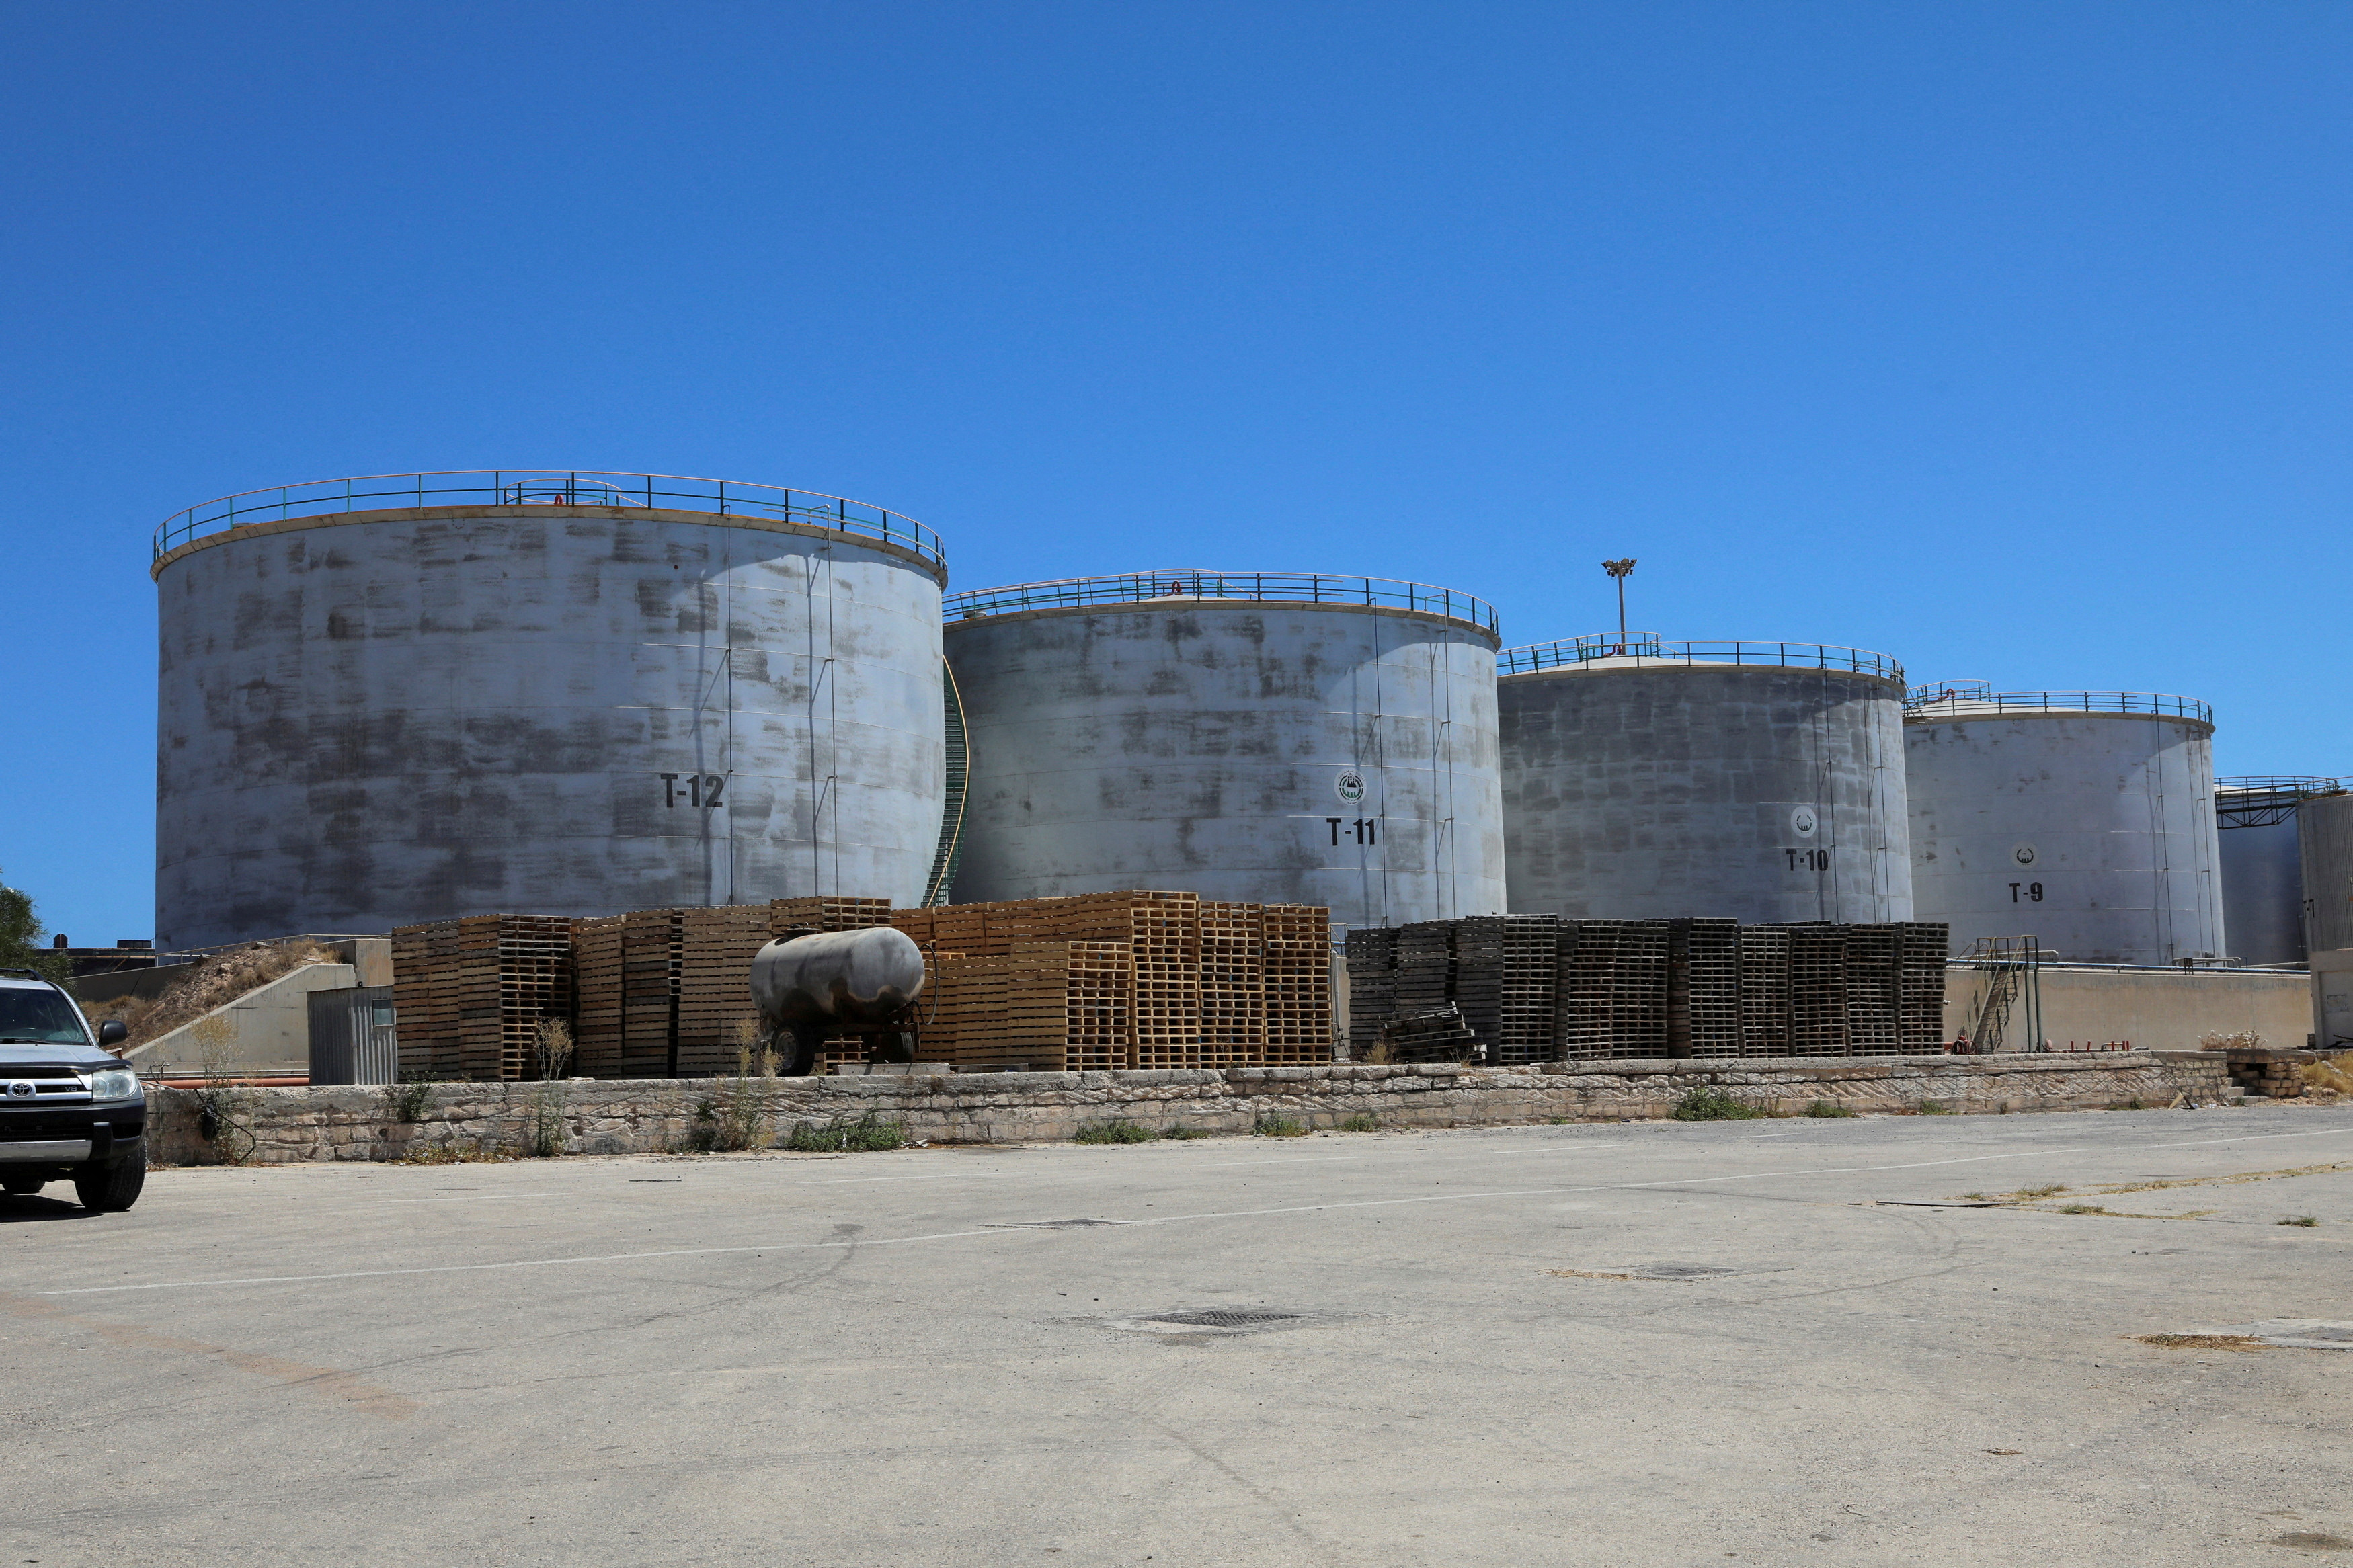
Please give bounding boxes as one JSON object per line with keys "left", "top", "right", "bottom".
{"left": 146, "top": 1051, "right": 2241, "bottom": 1165}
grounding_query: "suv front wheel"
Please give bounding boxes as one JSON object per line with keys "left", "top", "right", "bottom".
{"left": 73, "top": 1158, "right": 145, "bottom": 1213}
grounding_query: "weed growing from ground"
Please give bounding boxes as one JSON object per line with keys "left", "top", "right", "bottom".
{"left": 1917, "top": 1100, "right": 1954, "bottom": 1115}
{"left": 393, "top": 1144, "right": 514, "bottom": 1165}
{"left": 783, "top": 1111, "right": 906, "bottom": 1153}
{"left": 2057, "top": 1203, "right": 2112, "bottom": 1215}
{"left": 1161, "top": 1123, "right": 1211, "bottom": 1139}
{"left": 2279, "top": 1215, "right": 2319, "bottom": 1227}
{"left": 1074, "top": 1119, "right": 1158, "bottom": 1144}
{"left": 1254, "top": 1113, "right": 1310, "bottom": 1137}
{"left": 1337, "top": 1113, "right": 1379, "bottom": 1132}
{"left": 1670, "top": 1087, "right": 1768, "bottom": 1121}
{"left": 1804, "top": 1100, "right": 1856, "bottom": 1118}
{"left": 2014, "top": 1184, "right": 2067, "bottom": 1199}
{"left": 387, "top": 1077, "right": 436, "bottom": 1124}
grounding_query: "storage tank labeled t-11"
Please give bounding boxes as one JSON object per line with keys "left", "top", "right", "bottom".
{"left": 941, "top": 571, "right": 1507, "bottom": 928}
{"left": 1904, "top": 686, "right": 2223, "bottom": 964}
{"left": 1497, "top": 635, "right": 1913, "bottom": 923}
{"left": 2217, "top": 777, "right": 2336, "bottom": 966}
{"left": 152, "top": 472, "right": 949, "bottom": 950}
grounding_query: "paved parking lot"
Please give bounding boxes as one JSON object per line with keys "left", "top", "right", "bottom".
{"left": 9, "top": 1104, "right": 2352, "bottom": 1567}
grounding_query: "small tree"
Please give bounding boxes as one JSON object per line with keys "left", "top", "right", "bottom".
{"left": 0, "top": 870, "right": 68, "bottom": 981}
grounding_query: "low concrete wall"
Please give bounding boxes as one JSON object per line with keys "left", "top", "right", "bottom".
{"left": 1943, "top": 963, "right": 2311, "bottom": 1052}
{"left": 126, "top": 963, "right": 358, "bottom": 1078}
{"left": 145, "top": 1053, "right": 2241, "bottom": 1165}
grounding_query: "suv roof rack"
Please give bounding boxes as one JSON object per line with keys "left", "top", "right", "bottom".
{"left": 0, "top": 968, "right": 59, "bottom": 982}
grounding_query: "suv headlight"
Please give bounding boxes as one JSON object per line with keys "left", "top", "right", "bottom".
{"left": 87, "top": 1069, "right": 141, "bottom": 1100}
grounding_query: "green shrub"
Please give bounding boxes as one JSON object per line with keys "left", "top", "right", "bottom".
{"left": 1254, "top": 1113, "right": 1310, "bottom": 1137}
{"left": 1161, "top": 1123, "right": 1211, "bottom": 1139}
{"left": 1337, "top": 1113, "right": 1379, "bottom": 1132}
{"left": 2280, "top": 1215, "right": 2319, "bottom": 1227}
{"left": 1670, "top": 1086, "right": 1768, "bottom": 1122}
{"left": 1074, "top": 1118, "right": 1158, "bottom": 1144}
{"left": 1804, "top": 1100, "right": 1856, "bottom": 1118}
{"left": 1917, "top": 1100, "right": 1954, "bottom": 1115}
{"left": 783, "top": 1111, "right": 906, "bottom": 1153}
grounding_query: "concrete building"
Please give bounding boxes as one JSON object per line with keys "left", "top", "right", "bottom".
{"left": 2298, "top": 790, "right": 2353, "bottom": 956}
{"left": 1497, "top": 636, "right": 1912, "bottom": 923}
{"left": 2216, "top": 777, "right": 2336, "bottom": 966}
{"left": 153, "top": 471, "right": 949, "bottom": 949}
{"left": 942, "top": 571, "right": 1506, "bottom": 928}
{"left": 1905, "top": 687, "right": 2223, "bottom": 965}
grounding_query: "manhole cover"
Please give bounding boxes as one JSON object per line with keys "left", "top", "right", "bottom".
{"left": 1138, "top": 1309, "right": 1302, "bottom": 1329}
{"left": 983, "top": 1219, "right": 1125, "bottom": 1229}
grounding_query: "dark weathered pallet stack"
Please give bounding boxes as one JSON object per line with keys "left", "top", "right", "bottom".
{"left": 1898, "top": 923, "right": 1950, "bottom": 1053}
{"left": 1554, "top": 919, "right": 1614, "bottom": 1057}
{"left": 572, "top": 915, "right": 626, "bottom": 1076}
{"left": 1394, "top": 922, "right": 1454, "bottom": 1019}
{"left": 619, "top": 909, "right": 684, "bottom": 1077}
{"left": 1261, "top": 905, "right": 1332, "bottom": 1065}
{"left": 1787, "top": 924, "right": 1850, "bottom": 1056}
{"left": 1843, "top": 923, "right": 1901, "bottom": 1054}
{"left": 1346, "top": 915, "right": 1949, "bottom": 1062}
{"left": 1607, "top": 921, "right": 1671, "bottom": 1057}
{"left": 1199, "top": 901, "right": 1267, "bottom": 1068}
{"left": 1343, "top": 927, "right": 1398, "bottom": 1059}
{"left": 1381, "top": 1004, "right": 1480, "bottom": 1063}
{"left": 1681, "top": 918, "right": 1743, "bottom": 1057}
{"left": 1737, "top": 925, "right": 1792, "bottom": 1055}
{"left": 1497, "top": 916, "right": 1560, "bottom": 1066}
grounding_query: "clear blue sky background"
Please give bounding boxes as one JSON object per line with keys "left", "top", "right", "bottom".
{"left": 3, "top": 2, "right": 2346, "bottom": 945}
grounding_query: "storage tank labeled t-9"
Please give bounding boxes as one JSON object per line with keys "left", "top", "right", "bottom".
{"left": 152, "top": 471, "right": 949, "bottom": 950}
{"left": 2217, "top": 777, "right": 2335, "bottom": 966}
{"left": 1497, "top": 635, "right": 1913, "bottom": 923}
{"left": 941, "top": 571, "right": 1507, "bottom": 928}
{"left": 2299, "top": 790, "right": 2353, "bottom": 956}
{"left": 1905, "top": 687, "right": 2223, "bottom": 964}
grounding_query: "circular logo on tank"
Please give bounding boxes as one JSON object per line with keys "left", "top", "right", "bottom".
{"left": 2013, "top": 844, "right": 2038, "bottom": 867}
{"left": 1335, "top": 768, "right": 1367, "bottom": 804}
{"left": 1789, "top": 807, "right": 1818, "bottom": 839}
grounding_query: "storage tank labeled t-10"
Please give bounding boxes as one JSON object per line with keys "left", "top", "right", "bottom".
{"left": 1904, "top": 686, "right": 2223, "bottom": 964}
{"left": 152, "top": 471, "right": 949, "bottom": 950}
{"left": 1497, "top": 635, "right": 1913, "bottom": 923}
{"left": 941, "top": 571, "right": 1507, "bottom": 928}
{"left": 2217, "top": 777, "right": 2336, "bottom": 966}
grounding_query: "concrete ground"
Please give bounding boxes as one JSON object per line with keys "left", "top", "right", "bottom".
{"left": 7, "top": 1106, "right": 2352, "bottom": 1567}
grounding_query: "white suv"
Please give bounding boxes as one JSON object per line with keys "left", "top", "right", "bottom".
{"left": 0, "top": 971, "right": 145, "bottom": 1212}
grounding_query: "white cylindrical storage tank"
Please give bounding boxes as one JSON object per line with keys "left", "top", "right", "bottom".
{"left": 942, "top": 571, "right": 1506, "bottom": 929}
{"left": 1497, "top": 635, "right": 1913, "bottom": 923}
{"left": 2299, "top": 790, "right": 2353, "bottom": 956}
{"left": 153, "top": 471, "right": 949, "bottom": 950}
{"left": 2217, "top": 777, "right": 2334, "bottom": 966}
{"left": 1904, "top": 688, "right": 2223, "bottom": 964}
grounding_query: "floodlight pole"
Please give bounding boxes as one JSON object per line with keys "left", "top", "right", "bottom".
{"left": 1603, "top": 558, "right": 1636, "bottom": 648}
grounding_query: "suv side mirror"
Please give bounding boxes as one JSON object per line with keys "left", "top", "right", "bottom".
{"left": 97, "top": 1018, "right": 128, "bottom": 1046}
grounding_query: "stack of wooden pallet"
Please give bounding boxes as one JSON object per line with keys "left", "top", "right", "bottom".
{"left": 1261, "top": 904, "right": 1332, "bottom": 1065}
{"left": 389, "top": 914, "right": 574, "bottom": 1081}
{"left": 1348, "top": 915, "right": 1950, "bottom": 1062}
{"left": 768, "top": 896, "right": 893, "bottom": 937}
{"left": 677, "top": 907, "right": 776, "bottom": 1075}
{"left": 1199, "top": 901, "right": 1265, "bottom": 1067}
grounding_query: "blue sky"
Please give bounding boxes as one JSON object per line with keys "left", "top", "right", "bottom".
{"left": 3, "top": 2, "right": 2347, "bottom": 944}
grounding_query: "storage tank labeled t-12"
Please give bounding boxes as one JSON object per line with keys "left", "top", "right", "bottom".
{"left": 1497, "top": 635, "right": 1913, "bottom": 923}
{"left": 941, "top": 571, "right": 1507, "bottom": 928}
{"left": 2217, "top": 778, "right": 2336, "bottom": 966}
{"left": 1904, "top": 686, "right": 2223, "bottom": 964}
{"left": 152, "top": 472, "right": 949, "bottom": 950}
{"left": 2299, "top": 789, "right": 2353, "bottom": 956}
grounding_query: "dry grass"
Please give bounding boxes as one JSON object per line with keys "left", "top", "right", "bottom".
{"left": 120, "top": 940, "right": 337, "bottom": 1047}
{"left": 393, "top": 1145, "right": 516, "bottom": 1165}
{"left": 2299, "top": 1053, "right": 2353, "bottom": 1096}
{"left": 2134, "top": 1333, "right": 2266, "bottom": 1352}
{"left": 2198, "top": 1030, "right": 2266, "bottom": 1052}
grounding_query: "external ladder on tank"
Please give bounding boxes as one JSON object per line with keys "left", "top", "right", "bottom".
{"left": 1960, "top": 936, "right": 2045, "bottom": 1053}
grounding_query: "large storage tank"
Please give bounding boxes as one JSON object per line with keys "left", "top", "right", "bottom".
{"left": 2299, "top": 790, "right": 2353, "bottom": 955}
{"left": 1905, "top": 687, "right": 2223, "bottom": 964}
{"left": 942, "top": 571, "right": 1506, "bottom": 928}
{"left": 2217, "top": 777, "right": 2336, "bottom": 966}
{"left": 153, "top": 471, "right": 949, "bottom": 950}
{"left": 1497, "top": 635, "right": 1913, "bottom": 923}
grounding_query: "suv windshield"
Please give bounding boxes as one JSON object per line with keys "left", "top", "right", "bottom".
{"left": 0, "top": 988, "right": 92, "bottom": 1044}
